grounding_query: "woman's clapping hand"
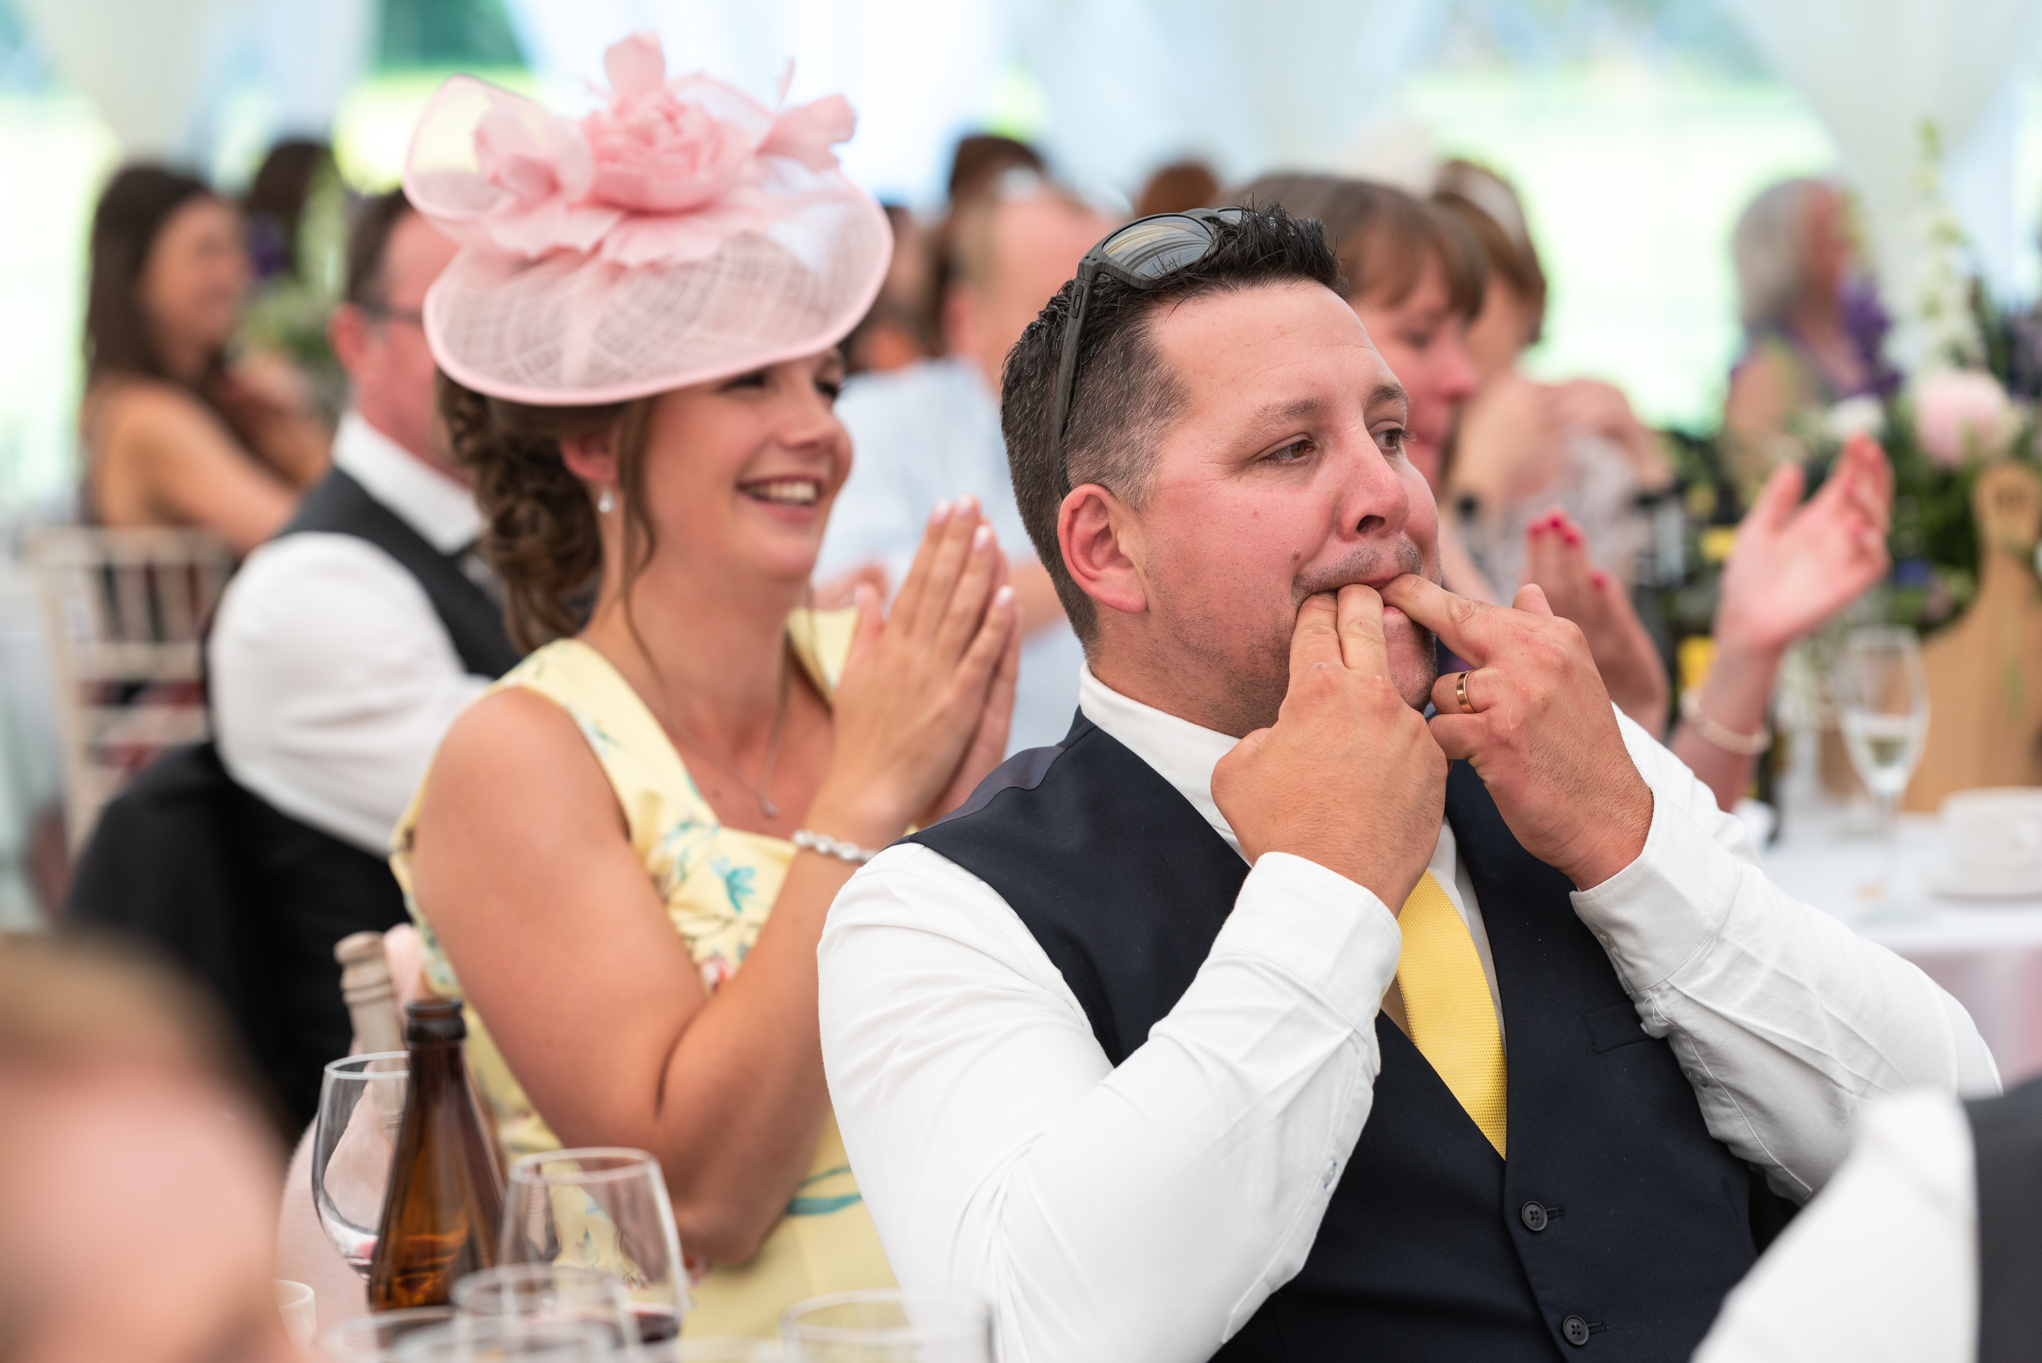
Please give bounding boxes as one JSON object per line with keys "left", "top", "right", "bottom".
{"left": 810, "top": 496, "right": 1020, "bottom": 845}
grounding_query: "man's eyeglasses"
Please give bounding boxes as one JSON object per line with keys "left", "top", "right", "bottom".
{"left": 1050, "top": 207, "right": 1246, "bottom": 489}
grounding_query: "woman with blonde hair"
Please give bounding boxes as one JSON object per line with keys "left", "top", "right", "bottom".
{"left": 392, "top": 35, "right": 1020, "bottom": 1335}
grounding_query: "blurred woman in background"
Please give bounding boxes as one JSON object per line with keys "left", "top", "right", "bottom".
{"left": 80, "top": 166, "right": 328, "bottom": 553}
{"left": 1722, "top": 178, "right": 1888, "bottom": 482}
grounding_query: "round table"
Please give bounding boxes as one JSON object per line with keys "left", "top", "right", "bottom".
{"left": 1760, "top": 807, "right": 2042, "bottom": 1084}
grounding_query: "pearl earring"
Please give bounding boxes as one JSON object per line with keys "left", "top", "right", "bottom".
{"left": 597, "top": 487, "right": 616, "bottom": 515}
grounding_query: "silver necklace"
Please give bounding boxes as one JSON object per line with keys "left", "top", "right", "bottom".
{"left": 665, "top": 655, "right": 790, "bottom": 819}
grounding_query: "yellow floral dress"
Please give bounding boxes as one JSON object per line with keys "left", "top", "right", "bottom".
{"left": 388, "top": 610, "right": 895, "bottom": 1337}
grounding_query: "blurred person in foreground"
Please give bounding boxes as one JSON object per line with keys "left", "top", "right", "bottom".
{"left": 1723, "top": 178, "right": 1892, "bottom": 484}
{"left": 0, "top": 934, "right": 297, "bottom": 1363}
{"left": 1434, "top": 165, "right": 1894, "bottom": 809}
{"left": 204, "top": 189, "right": 511, "bottom": 1126}
{"left": 818, "top": 203, "right": 1995, "bottom": 1363}
{"left": 391, "top": 37, "right": 1018, "bottom": 1336}
{"left": 817, "top": 176, "right": 1114, "bottom": 750}
{"left": 1693, "top": 1070, "right": 2042, "bottom": 1363}
{"left": 81, "top": 165, "right": 329, "bottom": 554}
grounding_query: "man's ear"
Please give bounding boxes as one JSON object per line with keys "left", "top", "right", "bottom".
{"left": 328, "top": 304, "right": 370, "bottom": 381}
{"left": 1058, "top": 482, "right": 1147, "bottom": 620}
{"left": 559, "top": 427, "right": 619, "bottom": 487}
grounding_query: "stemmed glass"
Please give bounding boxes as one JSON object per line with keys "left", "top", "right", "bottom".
{"left": 314, "top": 1307, "right": 460, "bottom": 1363}
{"left": 394, "top": 1318, "right": 621, "bottom": 1362}
{"left": 454, "top": 1265, "right": 641, "bottom": 1354}
{"left": 500, "top": 1149, "right": 687, "bottom": 1346}
{"left": 1832, "top": 626, "right": 1931, "bottom": 910}
{"left": 314, "top": 1052, "right": 411, "bottom": 1277}
{"left": 780, "top": 1290, "right": 992, "bottom": 1363}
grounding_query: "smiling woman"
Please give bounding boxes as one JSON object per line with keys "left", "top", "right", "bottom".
{"left": 387, "top": 34, "right": 1020, "bottom": 1339}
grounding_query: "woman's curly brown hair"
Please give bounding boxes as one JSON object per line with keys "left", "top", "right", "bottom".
{"left": 439, "top": 373, "right": 657, "bottom": 652}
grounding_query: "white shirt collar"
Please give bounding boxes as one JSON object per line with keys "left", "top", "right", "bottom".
{"left": 1076, "top": 662, "right": 1463, "bottom": 902}
{"left": 331, "top": 411, "right": 482, "bottom": 555}
{"left": 1078, "top": 664, "right": 1245, "bottom": 855}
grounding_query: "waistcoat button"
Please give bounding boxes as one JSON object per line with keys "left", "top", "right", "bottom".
{"left": 1520, "top": 1201, "right": 1549, "bottom": 1232}
{"left": 1562, "top": 1315, "right": 1591, "bottom": 1346}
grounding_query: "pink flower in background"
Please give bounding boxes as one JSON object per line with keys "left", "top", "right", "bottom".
{"left": 1915, "top": 368, "right": 2016, "bottom": 469}
{"left": 464, "top": 31, "right": 856, "bottom": 266}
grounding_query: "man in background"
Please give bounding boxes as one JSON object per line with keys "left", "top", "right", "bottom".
{"left": 207, "top": 190, "right": 521, "bottom": 1123}
{"left": 817, "top": 178, "right": 1114, "bottom": 751}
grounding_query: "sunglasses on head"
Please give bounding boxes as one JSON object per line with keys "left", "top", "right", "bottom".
{"left": 1051, "top": 207, "right": 1248, "bottom": 490}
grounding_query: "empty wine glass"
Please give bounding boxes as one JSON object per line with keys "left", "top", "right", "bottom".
{"left": 394, "top": 1318, "right": 620, "bottom": 1362}
{"left": 454, "top": 1264, "right": 640, "bottom": 1353}
{"left": 314, "top": 1051, "right": 410, "bottom": 1277}
{"left": 1832, "top": 626, "right": 1931, "bottom": 910}
{"left": 780, "top": 1290, "right": 992, "bottom": 1363}
{"left": 500, "top": 1149, "right": 686, "bottom": 1346}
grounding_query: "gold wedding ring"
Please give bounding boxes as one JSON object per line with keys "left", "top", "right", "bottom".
{"left": 1455, "top": 670, "right": 1475, "bottom": 714}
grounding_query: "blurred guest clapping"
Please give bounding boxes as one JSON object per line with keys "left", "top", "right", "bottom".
{"left": 81, "top": 166, "right": 328, "bottom": 553}
{"left": 1671, "top": 434, "right": 1893, "bottom": 810}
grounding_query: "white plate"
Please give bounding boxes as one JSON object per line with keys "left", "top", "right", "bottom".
{"left": 1928, "top": 869, "right": 2042, "bottom": 900}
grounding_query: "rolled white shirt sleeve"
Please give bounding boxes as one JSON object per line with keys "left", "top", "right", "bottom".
{"left": 1575, "top": 712, "right": 2001, "bottom": 1200}
{"left": 819, "top": 845, "right": 1402, "bottom": 1363}
{"left": 209, "top": 533, "right": 490, "bottom": 854}
{"left": 1692, "top": 1090, "right": 1975, "bottom": 1363}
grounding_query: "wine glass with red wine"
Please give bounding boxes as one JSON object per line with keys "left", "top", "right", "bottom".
{"left": 454, "top": 1264, "right": 640, "bottom": 1352}
{"left": 313, "top": 1052, "right": 410, "bottom": 1277}
{"left": 500, "top": 1149, "right": 687, "bottom": 1345}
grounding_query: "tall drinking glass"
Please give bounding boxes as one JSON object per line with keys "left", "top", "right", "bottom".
{"left": 780, "top": 1290, "right": 992, "bottom": 1363}
{"left": 1833, "top": 626, "right": 1931, "bottom": 908}
{"left": 500, "top": 1149, "right": 686, "bottom": 1346}
{"left": 314, "top": 1052, "right": 410, "bottom": 1277}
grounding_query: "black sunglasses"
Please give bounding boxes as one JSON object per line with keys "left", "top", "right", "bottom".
{"left": 1050, "top": 207, "right": 1247, "bottom": 490}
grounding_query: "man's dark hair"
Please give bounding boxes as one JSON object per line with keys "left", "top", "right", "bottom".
{"left": 344, "top": 189, "right": 417, "bottom": 309}
{"left": 1001, "top": 203, "right": 1340, "bottom": 642}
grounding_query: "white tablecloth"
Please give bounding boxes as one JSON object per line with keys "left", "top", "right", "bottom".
{"left": 1761, "top": 808, "right": 2042, "bottom": 1085}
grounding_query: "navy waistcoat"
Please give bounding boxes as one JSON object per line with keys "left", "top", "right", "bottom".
{"left": 1971, "top": 1073, "right": 2042, "bottom": 1361}
{"left": 910, "top": 714, "right": 1767, "bottom": 1361}
{"left": 238, "top": 467, "right": 522, "bottom": 1121}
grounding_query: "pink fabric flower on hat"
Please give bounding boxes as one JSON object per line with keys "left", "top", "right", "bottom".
{"left": 453, "top": 31, "right": 857, "bottom": 267}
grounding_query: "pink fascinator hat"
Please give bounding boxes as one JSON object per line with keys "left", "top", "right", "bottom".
{"left": 403, "top": 32, "right": 892, "bottom": 405}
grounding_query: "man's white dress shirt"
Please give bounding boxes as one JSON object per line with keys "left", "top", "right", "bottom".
{"left": 1694, "top": 1089, "right": 1977, "bottom": 1363}
{"left": 818, "top": 666, "right": 1999, "bottom": 1363}
{"left": 817, "top": 358, "right": 1086, "bottom": 753}
{"left": 210, "top": 413, "right": 489, "bottom": 854}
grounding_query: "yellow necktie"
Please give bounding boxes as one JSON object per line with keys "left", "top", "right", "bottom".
{"left": 1396, "top": 871, "right": 1507, "bottom": 1157}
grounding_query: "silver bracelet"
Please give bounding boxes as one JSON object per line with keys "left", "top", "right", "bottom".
{"left": 1680, "top": 689, "right": 1772, "bottom": 756}
{"left": 792, "top": 829, "right": 878, "bottom": 865}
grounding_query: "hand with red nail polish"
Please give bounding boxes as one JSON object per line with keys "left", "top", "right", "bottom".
{"left": 1519, "top": 506, "right": 1670, "bottom": 732}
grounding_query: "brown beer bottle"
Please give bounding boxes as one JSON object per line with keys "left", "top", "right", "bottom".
{"left": 366, "top": 997, "right": 505, "bottom": 1310}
